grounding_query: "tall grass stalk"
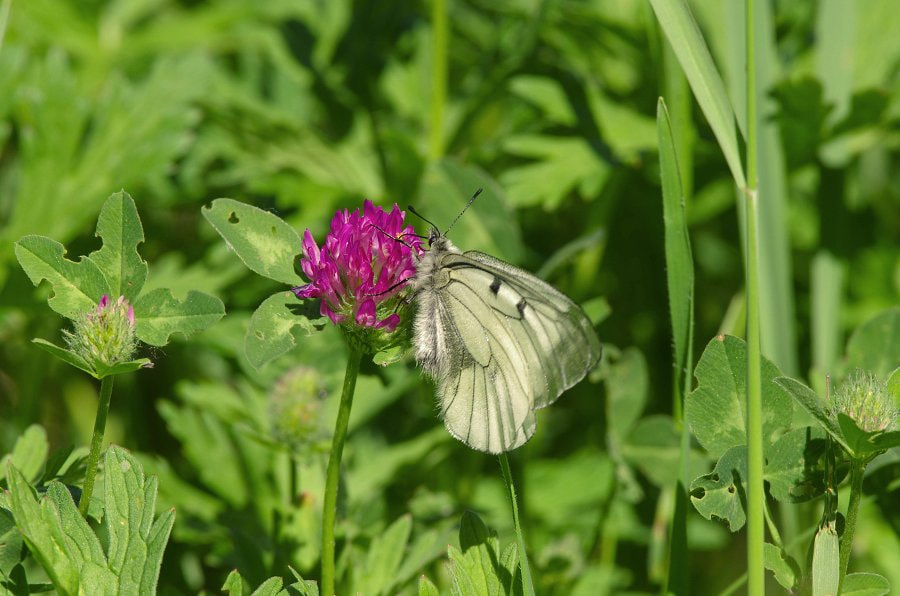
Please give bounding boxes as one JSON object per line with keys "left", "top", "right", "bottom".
{"left": 428, "top": 0, "right": 448, "bottom": 161}
{"left": 743, "top": 0, "right": 765, "bottom": 592}
{"left": 499, "top": 453, "right": 536, "bottom": 596}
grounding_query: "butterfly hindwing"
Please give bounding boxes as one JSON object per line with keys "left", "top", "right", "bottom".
{"left": 421, "top": 248, "right": 600, "bottom": 453}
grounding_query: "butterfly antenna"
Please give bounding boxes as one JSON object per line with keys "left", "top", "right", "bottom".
{"left": 367, "top": 222, "right": 413, "bottom": 249}
{"left": 444, "top": 188, "right": 483, "bottom": 236}
{"left": 406, "top": 205, "right": 440, "bottom": 231}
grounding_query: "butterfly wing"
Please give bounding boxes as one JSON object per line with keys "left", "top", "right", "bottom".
{"left": 420, "top": 249, "right": 600, "bottom": 453}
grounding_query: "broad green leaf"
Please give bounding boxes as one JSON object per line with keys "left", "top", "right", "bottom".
{"left": 764, "top": 543, "right": 800, "bottom": 590}
{"left": 649, "top": 0, "right": 746, "bottom": 188}
{"left": 0, "top": 508, "right": 22, "bottom": 578}
{"left": 837, "top": 414, "right": 900, "bottom": 456}
{"left": 841, "top": 572, "right": 891, "bottom": 596}
{"left": 0, "top": 425, "right": 48, "bottom": 484}
{"left": 133, "top": 287, "right": 225, "bottom": 346}
{"left": 202, "top": 198, "right": 304, "bottom": 285}
{"left": 103, "top": 446, "right": 175, "bottom": 595}
{"left": 357, "top": 514, "right": 413, "bottom": 595}
{"left": 245, "top": 291, "right": 327, "bottom": 369}
{"left": 812, "top": 522, "right": 840, "bottom": 596}
{"left": 775, "top": 377, "right": 852, "bottom": 454}
{"left": 31, "top": 338, "right": 97, "bottom": 378}
{"left": 14, "top": 235, "right": 110, "bottom": 320}
{"left": 844, "top": 307, "right": 900, "bottom": 380}
{"left": 498, "top": 542, "right": 523, "bottom": 596}
{"left": 419, "top": 576, "right": 440, "bottom": 596}
{"left": 622, "top": 415, "right": 707, "bottom": 488}
{"left": 250, "top": 577, "right": 285, "bottom": 596}
{"left": 86, "top": 191, "right": 148, "bottom": 301}
{"left": 658, "top": 98, "right": 695, "bottom": 412}
{"left": 686, "top": 335, "right": 792, "bottom": 458}
{"left": 690, "top": 445, "right": 747, "bottom": 531}
{"left": 449, "top": 511, "right": 504, "bottom": 596}
{"left": 605, "top": 347, "right": 648, "bottom": 448}
{"left": 765, "top": 427, "right": 828, "bottom": 503}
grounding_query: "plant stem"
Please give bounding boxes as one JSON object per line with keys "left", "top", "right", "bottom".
{"left": 763, "top": 498, "right": 783, "bottom": 548}
{"left": 744, "top": 0, "right": 765, "bottom": 594}
{"left": 838, "top": 459, "right": 865, "bottom": 592}
{"left": 428, "top": 0, "right": 448, "bottom": 161}
{"left": 320, "top": 343, "right": 362, "bottom": 596}
{"left": 499, "top": 453, "right": 535, "bottom": 596}
{"left": 79, "top": 375, "right": 115, "bottom": 516}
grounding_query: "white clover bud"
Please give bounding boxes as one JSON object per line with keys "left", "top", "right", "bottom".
{"left": 833, "top": 369, "right": 897, "bottom": 433}
{"left": 64, "top": 294, "right": 138, "bottom": 368}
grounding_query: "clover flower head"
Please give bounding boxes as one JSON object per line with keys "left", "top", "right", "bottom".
{"left": 293, "top": 200, "right": 422, "bottom": 336}
{"left": 64, "top": 294, "right": 138, "bottom": 367}
{"left": 834, "top": 369, "right": 897, "bottom": 433}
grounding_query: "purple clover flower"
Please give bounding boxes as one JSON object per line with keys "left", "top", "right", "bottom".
{"left": 293, "top": 200, "right": 422, "bottom": 333}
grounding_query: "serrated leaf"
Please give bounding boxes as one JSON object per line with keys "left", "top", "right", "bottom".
{"left": 86, "top": 191, "right": 148, "bottom": 301}
{"left": 686, "top": 335, "right": 793, "bottom": 458}
{"left": 31, "top": 338, "right": 97, "bottom": 377}
{"left": 133, "top": 288, "right": 224, "bottom": 346}
{"left": 419, "top": 575, "right": 440, "bottom": 596}
{"left": 222, "top": 568, "right": 245, "bottom": 595}
{"left": 103, "top": 446, "right": 175, "bottom": 595}
{"left": 14, "top": 235, "right": 111, "bottom": 320}
{"left": 245, "top": 291, "right": 326, "bottom": 369}
{"left": 764, "top": 543, "right": 800, "bottom": 590}
{"left": 250, "top": 576, "right": 285, "bottom": 596}
{"left": 0, "top": 425, "right": 48, "bottom": 484}
{"left": 202, "top": 198, "right": 304, "bottom": 285}
{"left": 841, "top": 572, "right": 891, "bottom": 596}
{"left": 0, "top": 509, "right": 22, "bottom": 577}
{"left": 358, "top": 514, "right": 412, "bottom": 595}
{"left": 450, "top": 511, "right": 504, "bottom": 596}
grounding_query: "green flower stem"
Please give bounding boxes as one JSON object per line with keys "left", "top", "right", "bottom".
{"left": 838, "top": 459, "right": 865, "bottom": 592}
{"left": 79, "top": 375, "right": 115, "bottom": 516}
{"left": 499, "top": 453, "right": 535, "bottom": 596}
{"left": 428, "top": 0, "right": 448, "bottom": 160}
{"left": 744, "top": 0, "right": 765, "bottom": 593}
{"left": 321, "top": 343, "right": 362, "bottom": 596}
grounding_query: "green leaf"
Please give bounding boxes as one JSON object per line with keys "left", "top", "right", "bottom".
{"left": 837, "top": 414, "right": 900, "bottom": 456}
{"left": 14, "top": 235, "right": 110, "bottom": 320}
{"left": 93, "top": 359, "right": 153, "bottom": 379}
{"left": 765, "top": 427, "right": 828, "bottom": 503}
{"left": 357, "top": 514, "right": 413, "bottom": 595}
{"left": 31, "top": 338, "right": 97, "bottom": 378}
{"left": 686, "top": 335, "right": 793, "bottom": 458}
{"left": 775, "top": 377, "right": 852, "bottom": 454}
{"left": 202, "top": 198, "right": 304, "bottom": 285}
{"left": 649, "top": 0, "right": 746, "bottom": 188}
{"left": 251, "top": 577, "right": 285, "bottom": 596}
{"left": 419, "top": 575, "right": 440, "bottom": 596}
{"left": 0, "top": 508, "right": 23, "bottom": 578}
{"left": 764, "top": 543, "right": 800, "bottom": 590}
{"left": 133, "top": 288, "right": 225, "bottom": 347}
{"left": 605, "top": 347, "right": 648, "bottom": 449}
{"left": 812, "top": 522, "right": 840, "bottom": 596}
{"left": 0, "top": 425, "right": 49, "bottom": 484}
{"left": 657, "top": 98, "right": 695, "bottom": 407}
{"left": 841, "top": 573, "right": 891, "bottom": 596}
{"left": 887, "top": 367, "right": 900, "bottom": 404}
{"left": 245, "top": 291, "right": 327, "bottom": 369}
{"left": 690, "top": 445, "right": 747, "bottom": 531}
{"left": 102, "top": 446, "right": 175, "bottom": 595}
{"left": 86, "top": 191, "right": 148, "bottom": 301}
{"left": 449, "top": 511, "right": 507, "bottom": 596}
{"left": 222, "top": 570, "right": 245, "bottom": 596}
{"left": 622, "top": 415, "right": 707, "bottom": 488}
{"left": 844, "top": 307, "right": 900, "bottom": 380}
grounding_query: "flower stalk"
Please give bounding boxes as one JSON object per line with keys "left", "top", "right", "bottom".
{"left": 838, "top": 458, "right": 865, "bottom": 591}
{"left": 79, "top": 375, "right": 115, "bottom": 516}
{"left": 320, "top": 343, "right": 363, "bottom": 596}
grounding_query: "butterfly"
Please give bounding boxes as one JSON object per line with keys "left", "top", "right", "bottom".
{"left": 408, "top": 194, "right": 601, "bottom": 454}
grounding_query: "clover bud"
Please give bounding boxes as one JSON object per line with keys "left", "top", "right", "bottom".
{"left": 64, "top": 295, "right": 138, "bottom": 368}
{"left": 833, "top": 369, "right": 897, "bottom": 433}
{"left": 269, "top": 366, "right": 328, "bottom": 450}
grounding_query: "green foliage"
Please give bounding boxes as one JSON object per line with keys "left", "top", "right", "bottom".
{"left": 4, "top": 445, "right": 173, "bottom": 595}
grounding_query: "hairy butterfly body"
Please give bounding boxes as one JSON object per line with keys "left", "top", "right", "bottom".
{"left": 411, "top": 227, "right": 601, "bottom": 454}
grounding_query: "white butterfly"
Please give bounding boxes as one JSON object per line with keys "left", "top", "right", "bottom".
{"left": 409, "top": 203, "right": 601, "bottom": 454}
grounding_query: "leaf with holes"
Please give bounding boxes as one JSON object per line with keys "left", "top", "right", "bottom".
{"left": 245, "top": 291, "right": 327, "bottom": 369}
{"left": 690, "top": 445, "right": 748, "bottom": 531}
{"left": 202, "top": 198, "right": 304, "bottom": 285}
{"left": 134, "top": 288, "right": 225, "bottom": 347}
{"left": 85, "top": 191, "right": 148, "bottom": 301}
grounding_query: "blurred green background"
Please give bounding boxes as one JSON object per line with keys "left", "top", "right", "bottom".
{"left": 1, "top": 0, "right": 898, "bottom": 593}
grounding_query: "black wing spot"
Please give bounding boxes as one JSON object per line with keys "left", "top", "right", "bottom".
{"left": 516, "top": 298, "right": 527, "bottom": 314}
{"left": 489, "top": 276, "right": 501, "bottom": 295}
